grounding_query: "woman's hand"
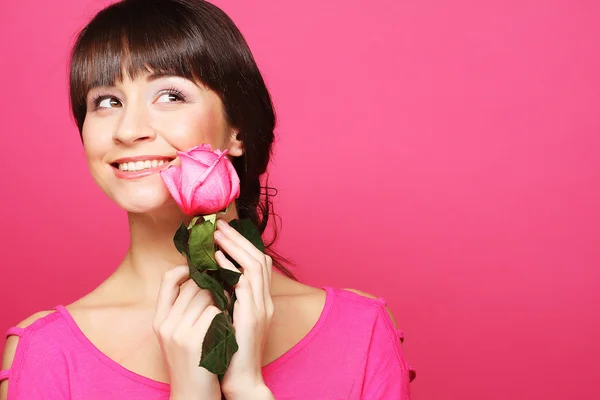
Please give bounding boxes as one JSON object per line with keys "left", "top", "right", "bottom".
{"left": 213, "top": 218, "right": 276, "bottom": 400}
{"left": 153, "top": 265, "right": 223, "bottom": 400}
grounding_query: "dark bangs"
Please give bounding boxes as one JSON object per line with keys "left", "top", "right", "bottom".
{"left": 69, "top": 0, "right": 254, "bottom": 133}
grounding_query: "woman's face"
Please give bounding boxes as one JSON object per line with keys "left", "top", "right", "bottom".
{"left": 81, "top": 68, "right": 243, "bottom": 214}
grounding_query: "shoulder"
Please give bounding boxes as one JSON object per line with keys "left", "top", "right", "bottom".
{"left": 342, "top": 289, "right": 416, "bottom": 384}
{"left": 1, "top": 310, "right": 57, "bottom": 398}
{"left": 276, "top": 283, "right": 400, "bottom": 328}
{"left": 343, "top": 288, "right": 416, "bottom": 383}
{"left": 2, "top": 309, "right": 56, "bottom": 362}
{"left": 2, "top": 310, "right": 57, "bottom": 362}
{"left": 15, "top": 310, "right": 56, "bottom": 328}
{"left": 341, "top": 288, "right": 399, "bottom": 329}
{"left": 271, "top": 278, "right": 399, "bottom": 332}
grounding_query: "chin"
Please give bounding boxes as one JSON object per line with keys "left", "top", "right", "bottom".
{"left": 112, "top": 185, "right": 178, "bottom": 215}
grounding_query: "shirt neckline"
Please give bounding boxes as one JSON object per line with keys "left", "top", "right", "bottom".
{"left": 55, "top": 286, "right": 335, "bottom": 390}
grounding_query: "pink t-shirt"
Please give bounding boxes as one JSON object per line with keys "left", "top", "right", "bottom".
{"left": 1, "top": 287, "right": 415, "bottom": 399}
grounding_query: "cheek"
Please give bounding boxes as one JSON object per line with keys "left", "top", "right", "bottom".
{"left": 155, "top": 105, "right": 228, "bottom": 150}
{"left": 81, "top": 118, "right": 112, "bottom": 170}
{"left": 82, "top": 122, "right": 99, "bottom": 159}
{"left": 82, "top": 124, "right": 106, "bottom": 155}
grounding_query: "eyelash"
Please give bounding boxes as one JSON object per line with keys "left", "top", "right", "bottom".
{"left": 90, "top": 87, "right": 187, "bottom": 109}
{"left": 90, "top": 92, "right": 114, "bottom": 109}
{"left": 162, "top": 87, "right": 187, "bottom": 102}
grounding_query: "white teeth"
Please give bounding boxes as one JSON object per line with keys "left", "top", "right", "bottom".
{"left": 117, "top": 159, "right": 171, "bottom": 172}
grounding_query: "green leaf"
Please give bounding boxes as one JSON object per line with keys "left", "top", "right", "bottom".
{"left": 222, "top": 219, "right": 266, "bottom": 270}
{"left": 189, "top": 219, "right": 219, "bottom": 271}
{"left": 217, "top": 267, "right": 241, "bottom": 288}
{"left": 203, "top": 213, "right": 217, "bottom": 225}
{"left": 188, "top": 216, "right": 201, "bottom": 229}
{"left": 190, "top": 270, "right": 229, "bottom": 312}
{"left": 200, "top": 312, "right": 239, "bottom": 376}
{"left": 173, "top": 222, "right": 190, "bottom": 256}
{"left": 186, "top": 253, "right": 195, "bottom": 271}
{"left": 217, "top": 203, "right": 232, "bottom": 216}
{"left": 227, "top": 291, "right": 237, "bottom": 317}
{"left": 229, "top": 219, "right": 265, "bottom": 253}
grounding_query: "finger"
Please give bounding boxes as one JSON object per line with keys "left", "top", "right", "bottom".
{"left": 263, "top": 255, "right": 270, "bottom": 295}
{"left": 153, "top": 265, "right": 190, "bottom": 327}
{"left": 215, "top": 232, "right": 264, "bottom": 308}
{"left": 192, "top": 305, "right": 223, "bottom": 343}
{"left": 167, "top": 279, "right": 202, "bottom": 323}
{"left": 231, "top": 272, "right": 255, "bottom": 323}
{"left": 266, "top": 255, "right": 272, "bottom": 288}
{"left": 260, "top": 254, "right": 268, "bottom": 307}
{"left": 263, "top": 255, "right": 274, "bottom": 317}
{"left": 216, "top": 249, "right": 256, "bottom": 314}
{"left": 215, "top": 249, "right": 237, "bottom": 272}
{"left": 214, "top": 228, "right": 256, "bottom": 273}
{"left": 215, "top": 219, "right": 264, "bottom": 261}
{"left": 215, "top": 250, "right": 258, "bottom": 307}
{"left": 179, "top": 289, "right": 215, "bottom": 328}
{"left": 215, "top": 250, "right": 244, "bottom": 306}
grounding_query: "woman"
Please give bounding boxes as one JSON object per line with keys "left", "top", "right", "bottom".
{"left": 0, "top": 0, "right": 415, "bottom": 398}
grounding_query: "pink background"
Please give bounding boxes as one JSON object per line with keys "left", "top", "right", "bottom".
{"left": 1, "top": 0, "right": 599, "bottom": 399}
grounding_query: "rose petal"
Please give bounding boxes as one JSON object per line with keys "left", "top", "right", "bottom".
{"left": 194, "top": 151, "right": 228, "bottom": 186}
{"left": 189, "top": 153, "right": 231, "bottom": 214}
{"left": 178, "top": 151, "right": 213, "bottom": 169}
{"left": 186, "top": 144, "right": 221, "bottom": 165}
{"left": 229, "top": 161, "right": 240, "bottom": 202}
{"left": 178, "top": 152, "right": 214, "bottom": 208}
{"left": 197, "top": 143, "right": 213, "bottom": 151}
{"left": 159, "top": 166, "right": 186, "bottom": 211}
{"left": 217, "top": 162, "right": 235, "bottom": 207}
{"left": 184, "top": 143, "right": 212, "bottom": 153}
{"left": 166, "top": 145, "right": 239, "bottom": 215}
{"left": 191, "top": 178, "right": 226, "bottom": 214}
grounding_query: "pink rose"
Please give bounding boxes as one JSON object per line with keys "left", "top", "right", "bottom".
{"left": 160, "top": 144, "right": 240, "bottom": 216}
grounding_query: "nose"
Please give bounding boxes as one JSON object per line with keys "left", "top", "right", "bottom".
{"left": 113, "top": 101, "right": 156, "bottom": 145}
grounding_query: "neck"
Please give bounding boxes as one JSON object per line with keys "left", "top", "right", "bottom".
{"left": 113, "top": 202, "right": 239, "bottom": 306}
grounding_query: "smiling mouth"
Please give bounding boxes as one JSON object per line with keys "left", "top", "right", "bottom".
{"left": 111, "top": 158, "right": 176, "bottom": 172}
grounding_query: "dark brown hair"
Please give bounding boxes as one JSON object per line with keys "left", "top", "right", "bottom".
{"left": 68, "top": 0, "right": 297, "bottom": 280}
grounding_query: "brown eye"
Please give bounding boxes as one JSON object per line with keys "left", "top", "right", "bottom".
{"left": 97, "top": 97, "right": 122, "bottom": 108}
{"left": 157, "top": 92, "right": 184, "bottom": 103}
{"left": 156, "top": 88, "right": 187, "bottom": 103}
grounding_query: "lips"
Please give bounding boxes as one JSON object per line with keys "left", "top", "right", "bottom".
{"left": 111, "top": 155, "right": 176, "bottom": 165}
{"left": 109, "top": 155, "right": 177, "bottom": 180}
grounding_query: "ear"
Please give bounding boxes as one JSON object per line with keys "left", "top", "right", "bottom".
{"left": 227, "top": 128, "right": 244, "bottom": 157}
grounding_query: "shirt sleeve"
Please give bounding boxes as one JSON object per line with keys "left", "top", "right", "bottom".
{"left": 8, "top": 328, "right": 71, "bottom": 400}
{"left": 360, "top": 301, "right": 414, "bottom": 400}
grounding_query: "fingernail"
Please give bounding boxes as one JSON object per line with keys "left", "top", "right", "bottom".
{"left": 215, "top": 230, "right": 224, "bottom": 239}
{"left": 217, "top": 219, "right": 228, "bottom": 228}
